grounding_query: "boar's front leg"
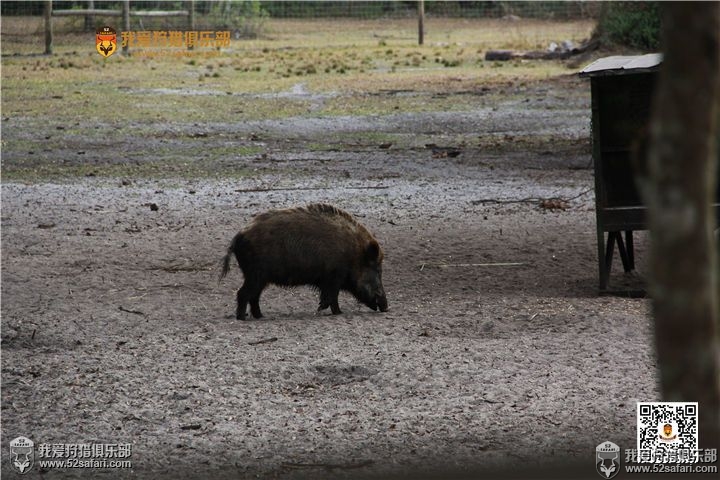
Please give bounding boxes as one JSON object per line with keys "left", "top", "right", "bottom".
{"left": 318, "top": 284, "right": 342, "bottom": 315}
{"left": 249, "top": 293, "right": 263, "bottom": 319}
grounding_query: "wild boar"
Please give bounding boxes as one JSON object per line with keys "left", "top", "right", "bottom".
{"left": 220, "top": 203, "right": 388, "bottom": 320}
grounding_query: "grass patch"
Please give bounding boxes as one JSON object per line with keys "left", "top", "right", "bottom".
{"left": 1, "top": 17, "right": 594, "bottom": 182}
{"left": 304, "top": 131, "right": 404, "bottom": 151}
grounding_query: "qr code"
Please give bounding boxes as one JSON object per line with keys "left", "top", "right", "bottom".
{"left": 637, "top": 402, "right": 698, "bottom": 463}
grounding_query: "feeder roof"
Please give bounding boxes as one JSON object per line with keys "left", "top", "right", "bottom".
{"left": 579, "top": 53, "right": 663, "bottom": 77}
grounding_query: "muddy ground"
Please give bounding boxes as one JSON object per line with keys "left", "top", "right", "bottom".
{"left": 2, "top": 74, "right": 670, "bottom": 479}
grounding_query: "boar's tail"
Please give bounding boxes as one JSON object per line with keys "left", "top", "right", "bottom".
{"left": 220, "top": 249, "right": 233, "bottom": 280}
{"left": 219, "top": 233, "right": 241, "bottom": 281}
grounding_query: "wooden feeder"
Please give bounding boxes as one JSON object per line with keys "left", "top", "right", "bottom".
{"left": 580, "top": 54, "right": 659, "bottom": 294}
{"left": 580, "top": 54, "right": 719, "bottom": 293}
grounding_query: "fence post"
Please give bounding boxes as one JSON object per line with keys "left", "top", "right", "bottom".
{"left": 188, "top": 0, "right": 195, "bottom": 31}
{"left": 418, "top": 0, "right": 425, "bottom": 46}
{"left": 84, "top": 0, "right": 94, "bottom": 32}
{"left": 122, "top": 0, "right": 130, "bottom": 55}
{"left": 44, "top": 0, "right": 53, "bottom": 54}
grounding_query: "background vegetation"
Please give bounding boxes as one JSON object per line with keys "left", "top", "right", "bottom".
{"left": 594, "top": 1, "right": 661, "bottom": 50}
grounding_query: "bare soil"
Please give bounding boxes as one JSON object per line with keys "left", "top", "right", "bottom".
{"left": 2, "top": 75, "right": 665, "bottom": 479}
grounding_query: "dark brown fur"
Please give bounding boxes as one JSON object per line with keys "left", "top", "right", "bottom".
{"left": 220, "top": 203, "right": 388, "bottom": 320}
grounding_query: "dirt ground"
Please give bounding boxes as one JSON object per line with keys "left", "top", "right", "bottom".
{"left": 2, "top": 68, "right": 670, "bottom": 479}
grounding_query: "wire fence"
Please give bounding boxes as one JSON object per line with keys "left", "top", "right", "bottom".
{"left": 260, "top": 1, "right": 601, "bottom": 19}
{"left": 1, "top": 1, "right": 600, "bottom": 54}
{"left": 1, "top": 1, "right": 602, "bottom": 23}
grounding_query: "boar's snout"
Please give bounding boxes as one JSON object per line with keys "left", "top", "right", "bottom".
{"left": 356, "top": 277, "right": 388, "bottom": 313}
{"left": 377, "top": 293, "right": 388, "bottom": 312}
{"left": 366, "top": 294, "right": 387, "bottom": 312}
{"left": 369, "top": 287, "right": 388, "bottom": 312}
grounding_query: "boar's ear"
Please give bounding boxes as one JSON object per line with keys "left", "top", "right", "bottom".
{"left": 365, "top": 240, "right": 381, "bottom": 262}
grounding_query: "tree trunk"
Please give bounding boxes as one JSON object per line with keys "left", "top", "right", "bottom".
{"left": 641, "top": 2, "right": 720, "bottom": 449}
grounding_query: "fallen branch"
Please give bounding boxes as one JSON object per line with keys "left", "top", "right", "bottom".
{"left": 281, "top": 460, "right": 374, "bottom": 470}
{"left": 248, "top": 337, "right": 278, "bottom": 346}
{"left": 147, "top": 263, "right": 212, "bottom": 273}
{"left": 485, "top": 49, "right": 572, "bottom": 61}
{"left": 470, "top": 188, "right": 592, "bottom": 206}
{"left": 118, "top": 306, "right": 145, "bottom": 316}
{"left": 236, "top": 186, "right": 323, "bottom": 193}
{"left": 376, "top": 89, "right": 416, "bottom": 95}
{"left": 420, "top": 262, "right": 525, "bottom": 270}
{"left": 485, "top": 37, "right": 599, "bottom": 62}
{"left": 235, "top": 185, "right": 388, "bottom": 193}
{"left": 180, "top": 424, "right": 202, "bottom": 430}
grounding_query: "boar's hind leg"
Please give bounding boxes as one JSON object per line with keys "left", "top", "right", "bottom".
{"left": 318, "top": 284, "right": 342, "bottom": 315}
{"left": 236, "top": 281, "right": 264, "bottom": 320}
{"left": 236, "top": 286, "right": 249, "bottom": 320}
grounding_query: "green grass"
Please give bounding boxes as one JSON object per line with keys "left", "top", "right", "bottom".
{"left": 304, "top": 132, "right": 403, "bottom": 151}
{"left": 1, "top": 17, "right": 595, "bottom": 181}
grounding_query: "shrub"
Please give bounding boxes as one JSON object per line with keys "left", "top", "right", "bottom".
{"left": 597, "top": 2, "right": 661, "bottom": 50}
{"left": 211, "top": 0, "right": 268, "bottom": 39}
